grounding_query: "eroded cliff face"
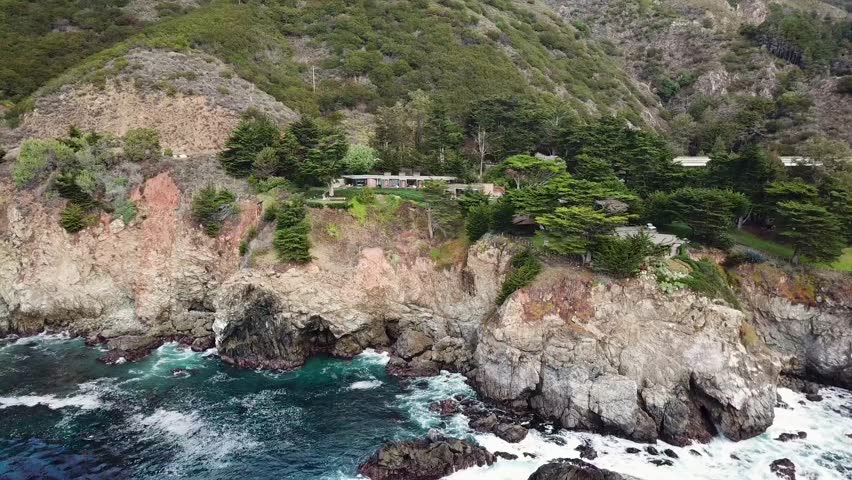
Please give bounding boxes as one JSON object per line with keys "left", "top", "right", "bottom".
{"left": 734, "top": 263, "right": 852, "bottom": 389}
{"left": 211, "top": 240, "right": 511, "bottom": 369}
{"left": 0, "top": 169, "right": 247, "bottom": 341}
{"left": 2, "top": 164, "right": 839, "bottom": 446}
{"left": 473, "top": 269, "right": 778, "bottom": 445}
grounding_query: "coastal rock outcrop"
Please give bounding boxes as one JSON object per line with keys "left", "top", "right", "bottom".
{"left": 211, "top": 239, "right": 511, "bottom": 369}
{"left": 358, "top": 435, "right": 495, "bottom": 480}
{"left": 735, "top": 264, "right": 852, "bottom": 389}
{"left": 474, "top": 269, "right": 779, "bottom": 444}
{"left": 527, "top": 457, "right": 640, "bottom": 480}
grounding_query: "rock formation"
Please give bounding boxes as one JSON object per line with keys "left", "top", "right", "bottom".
{"left": 473, "top": 269, "right": 778, "bottom": 444}
{"left": 527, "top": 458, "right": 641, "bottom": 480}
{"left": 735, "top": 264, "right": 852, "bottom": 389}
{"left": 358, "top": 435, "right": 495, "bottom": 480}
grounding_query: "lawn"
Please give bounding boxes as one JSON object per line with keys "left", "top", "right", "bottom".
{"left": 729, "top": 229, "right": 851, "bottom": 272}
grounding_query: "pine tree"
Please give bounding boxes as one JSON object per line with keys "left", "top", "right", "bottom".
{"left": 220, "top": 116, "right": 280, "bottom": 177}
{"left": 466, "top": 203, "right": 492, "bottom": 241}
{"left": 776, "top": 201, "right": 845, "bottom": 264}
{"left": 59, "top": 202, "right": 88, "bottom": 233}
{"left": 536, "top": 206, "right": 627, "bottom": 255}
{"left": 273, "top": 222, "right": 312, "bottom": 263}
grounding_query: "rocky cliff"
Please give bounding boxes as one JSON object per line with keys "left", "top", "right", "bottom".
{"left": 2, "top": 162, "right": 848, "bottom": 446}
{"left": 734, "top": 263, "right": 852, "bottom": 389}
{"left": 473, "top": 268, "right": 778, "bottom": 445}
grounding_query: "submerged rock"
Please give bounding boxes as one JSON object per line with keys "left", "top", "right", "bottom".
{"left": 428, "top": 399, "right": 459, "bottom": 416}
{"left": 97, "top": 335, "right": 162, "bottom": 364}
{"left": 527, "top": 457, "right": 638, "bottom": 480}
{"left": 358, "top": 436, "right": 494, "bottom": 480}
{"left": 575, "top": 440, "right": 598, "bottom": 460}
{"left": 494, "top": 451, "right": 518, "bottom": 460}
{"left": 775, "top": 432, "right": 807, "bottom": 442}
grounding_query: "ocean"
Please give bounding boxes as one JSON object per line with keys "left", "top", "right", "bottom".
{"left": 1, "top": 334, "right": 850, "bottom": 480}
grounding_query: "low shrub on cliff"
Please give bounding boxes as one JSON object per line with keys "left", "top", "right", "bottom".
{"left": 682, "top": 258, "right": 739, "bottom": 307}
{"left": 191, "top": 186, "right": 236, "bottom": 236}
{"left": 59, "top": 203, "right": 88, "bottom": 233}
{"left": 496, "top": 249, "right": 542, "bottom": 305}
{"left": 12, "top": 139, "right": 75, "bottom": 188}
{"left": 123, "top": 129, "right": 161, "bottom": 162}
{"left": 591, "top": 232, "right": 656, "bottom": 277}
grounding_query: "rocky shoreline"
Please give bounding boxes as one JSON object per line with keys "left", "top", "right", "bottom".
{"left": 2, "top": 169, "right": 851, "bottom": 479}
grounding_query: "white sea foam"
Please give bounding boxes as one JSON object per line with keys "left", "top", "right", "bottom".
{"left": 0, "top": 393, "right": 101, "bottom": 410}
{"left": 6, "top": 331, "right": 72, "bottom": 348}
{"left": 397, "top": 370, "right": 476, "bottom": 437}
{"left": 0, "top": 378, "right": 112, "bottom": 411}
{"left": 355, "top": 348, "right": 390, "bottom": 366}
{"left": 443, "top": 387, "right": 852, "bottom": 480}
{"left": 349, "top": 379, "right": 384, "bottom": 390}
{"left": 132, "top": 408, "right": 261, "bottom": 473}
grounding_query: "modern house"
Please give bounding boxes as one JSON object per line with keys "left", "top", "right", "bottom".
{"left": 672, "top": 156, "right": 821, "bottom": 168}
{"left": 339, "top": 173, "right": 504, "bottom": 198}
{"left": 340, "top": 173, "right": 456, "bottom": 188}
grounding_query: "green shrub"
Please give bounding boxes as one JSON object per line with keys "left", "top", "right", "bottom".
{"left": 490, "top": 197, "right": 515, "bottom": 233}
{"left": 466, "top": 203, "right": 492, "bottom": 241}
{"left": 592, "top": 232, "right": 656, "bottom": 277}
{"left": 273, "top": 221, "right": 312, "bottom": 263}
{"left": 191, "top": 186, "right": 236, "bottom": 236}
{"left": 679, "top": 257, "right": 739, "bottom": 307}
{"left": 55, "top": 171, "right": 95, "bottom": 207}
{"left": 123, "top": 129, "right": 161, "bottom": 162}
{"left": 112, "top": 199, "right": 137, "bottom": 224}
{"left": 59, "top": 203, "right": 88, "bottom": 233}
{"left": 253, "top": 146, "right": 280, "bottom": 178}
{"left": 263, "top": 202, "right": 279, "bottom": 222}
{"left": 12, "top": 139, "right": 75, "bottom": 187}
{"left": 356, "top": 187, "right": 376, "bottom": 205}
{"left": 349, "top": 197, "right": 368, "bottom": 223}
{"left": 496, "top": 249, "right": 542, "bottom": 305}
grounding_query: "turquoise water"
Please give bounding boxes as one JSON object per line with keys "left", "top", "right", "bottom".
{"left": 0, "top": 334, "right": 473, "bottom": 480}
{"left": 3, "top": 334, "right": 852, "bottom": 480}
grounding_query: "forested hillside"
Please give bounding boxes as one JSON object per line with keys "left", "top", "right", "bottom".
{"left": 551, "top": 0, "right": 851, "bottom": 152}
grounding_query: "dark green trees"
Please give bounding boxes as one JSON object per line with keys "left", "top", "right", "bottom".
{"left": 191, "top": 186, "right": 236, "bottom": 236}
{"left": 220, "top": 114, "right": 281, "bottom": 177}
{"left": 537, "top": 206, "right": 628, "bottom": 255}
{"left": 422, "top": 180, "right": 463, "bottom": 240}
{"left": 776, "top": 201, "right": 845, "bottom": 264}
{"left": 273, "top": 197, "right": 312, "bottom": 263}
{"left": 592, "top": 233, "right": 656, "bottom": 277}
{"left": 646, "top": 188, "right": 750, "bottom": 248}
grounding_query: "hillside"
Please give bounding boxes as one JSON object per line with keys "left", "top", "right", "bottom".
{"left": 1, "top": 0, "right": 663, "bottom": 154}
{"left": 549, "top": 0, "right": 852, "bottom": 151}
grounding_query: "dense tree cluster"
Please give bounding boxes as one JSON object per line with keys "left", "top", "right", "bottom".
{"left": 220, "top": 112, "right": 348, "bottom": 195}
{"left": 742, "top": 5, "right": 852, "bottom": 71}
